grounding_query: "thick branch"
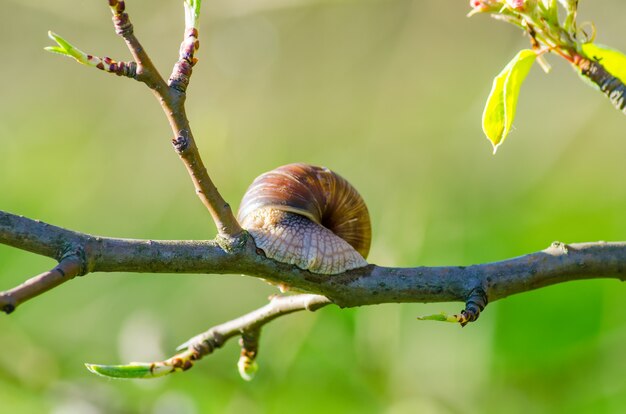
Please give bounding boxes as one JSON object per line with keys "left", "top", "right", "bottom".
{"left": 2, "top": 211, "right": 624, "bottom": 312}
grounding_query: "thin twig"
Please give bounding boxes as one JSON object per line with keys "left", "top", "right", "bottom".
{"left": 107, "top": 0, "right": 243, "bottom": 238}
{"left": 85, "top": 294, "right": 331, "bottom": 378}
{"left": 48, "top": 2, "right": 242, "bottom": 237}
{"left": 238, "top": 328, "right": 261, "bottom": 381}
{"left": 0, "top": 250, "right": 85, "bottom": 314}
{"left": 108, "top": 0, "right": 167, "bottom": 89}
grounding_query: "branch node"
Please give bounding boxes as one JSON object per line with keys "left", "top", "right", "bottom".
{"left": 172, "top": 130, "right": 191, "bottom": 153}
{"left": 59, "top": 245, "right": 88, "bottom": 276}
{"left": 1, "top": 302, "right": 15, "bottom": 315}
{"left": 168, "top": 61, "right": 193, "bottom": 93}
{"left": 110, "top": 1, "right": 133, "bottom": 37}
{"left": 112, "top": 13, "right": 133, "bottom": 37}
{"left": 108, "top": 0, "right": 125, "bottom": 13}
{"left": 238, "top": 328, "right": 260, "bottom": 381}
{"left": 168, "top": 25, "right": 200, "bottom": 92}
{"left": 550, "top": 241, "right": 569, "bottom": 254}
{"left": 456, "top": 287, "right": 488, "bottom": 327}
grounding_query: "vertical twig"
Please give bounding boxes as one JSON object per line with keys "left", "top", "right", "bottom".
{"left": 106, "top": 0, "right": 243, "bottom": 238}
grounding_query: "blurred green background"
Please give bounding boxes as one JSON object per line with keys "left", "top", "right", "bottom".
{"left": 1, "top": 0, "right": 625, "bottom": 412}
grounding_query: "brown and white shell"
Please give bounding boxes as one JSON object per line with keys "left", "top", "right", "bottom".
{"left": 238, "top": 163, "right": 371, "bottom": 275}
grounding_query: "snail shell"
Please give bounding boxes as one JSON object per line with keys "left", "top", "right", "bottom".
{"left": 238, "top": 163, "right": 371, "bottom": 275}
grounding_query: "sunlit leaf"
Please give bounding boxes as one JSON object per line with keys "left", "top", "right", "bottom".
{"left": 581, "top": 43, "right": 626, "bottom": 84}
{"left": 45, "top": 31, "right": 90, "bottom": 65}
{"left": 85, "top": 362, "right": 173, "bottom": 379}
{"left": 417, "top": 312, "right": 458, "bottom": 323}
{"left": 546, "top": 0, "right": 559, "bottom": 24}
{"left": 43, "top": 46, "right": 67, "bottom": 55}
{"left": 557, "top": 0, "right": 578, "bottom": 33}
{"left": 238, "top": 359, "right": 259, "bottom": 381}
{"left": 482, "top": 49, "right": 536, "bottom": 153}
{"left": 184, "top": 0, "right": 202, "bottom": 29}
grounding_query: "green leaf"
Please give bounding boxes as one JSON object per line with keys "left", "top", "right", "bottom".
{"left": 581, "top": 43, "right": 626, "bottom": 84}
{"left": 43, "top": 46, "right": 67, "bottom": 55}
{"left": 184, "top": 0, "right": 202, "bottom": 29}
{"left": 85, "top": 362, "right": 173, "bottom": 379}
{"left": 417, "top": 312, "right": 458, "bottom": 323}
{"left": 558, "top": 0, "right": 578, "bottom": 34}
{"left": 482, "top": 49, "right": 536, "bottom": 153}
{"left": 46, "top": 31, "right": 90, "bottom": 65}
{"left": 238, "top": 359, "right": 259, "bottom": 381}
{"left": 545, "top": 0, "right": 559, "bottom": 24}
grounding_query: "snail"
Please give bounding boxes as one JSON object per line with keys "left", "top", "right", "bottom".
{"left": 238, "top": 163, "right": 371, "bottom": 275}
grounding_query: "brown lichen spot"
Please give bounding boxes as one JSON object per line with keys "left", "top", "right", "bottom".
{"left": 96, "top": 62, "right": 105, "bottom": 70}
{"left": 182, "top": 360, "right": 193, "bottom": 371}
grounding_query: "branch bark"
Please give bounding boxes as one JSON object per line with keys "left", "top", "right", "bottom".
{"left": 86, "top": 294, "right": 331, "bottom": 379}
{"left": 2, "top": 210, "right": 624, "bottom": 312}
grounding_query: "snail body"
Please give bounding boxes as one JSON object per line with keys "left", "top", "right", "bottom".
{"left": 238, "top": 163, "right": 371, "bottom": 275}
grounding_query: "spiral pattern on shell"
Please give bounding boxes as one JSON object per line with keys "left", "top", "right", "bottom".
{"left": 238, "top": 163, "right": 371, "bottom": 275}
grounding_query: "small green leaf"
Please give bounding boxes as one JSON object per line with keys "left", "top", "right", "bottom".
{"left": 46, "top": 31, "right": 90, "bottom": 65}
{"left": 482, "top": 49, "right": 536, "bottom": 153}
{"left": 238, "top": 359, "right": 259, "bottom": 381}
{"left": 85, "top": 362, "right": 173, "bottom": 379}
{"left": 558, "top": 0, "right": 578, "bottom": 33}
{"left": 43, "top": 46, "right": 67, "bottom": 55}
{"left": 417, "top": 312, "right": 458, "bottom": 323}
{"left": 581, "top": 43, "right": 626, "bottom": 84}
{"left": 184, "top": 0, "right": 202, "bottom": 29}
{"left": 545, "top": 0, "right": 559, "bottom": 24}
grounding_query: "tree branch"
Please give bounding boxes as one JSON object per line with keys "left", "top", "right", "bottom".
{"left": 85, "top": 294, "right": 331, "bottom": 379}
{"left": 47, "top": 1, "right": 242, "bottom": 238}
{"left": 108, "top": 0, "right": 167, "bottom": 89}
{"left": 108, "top": 0, "right": 243, "bottom": 238}
{"left": 0, "top": 250, "right": 85, "bottom": 314}
{"left": 2, "top": 210, "right": 624, "bottom": 312}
